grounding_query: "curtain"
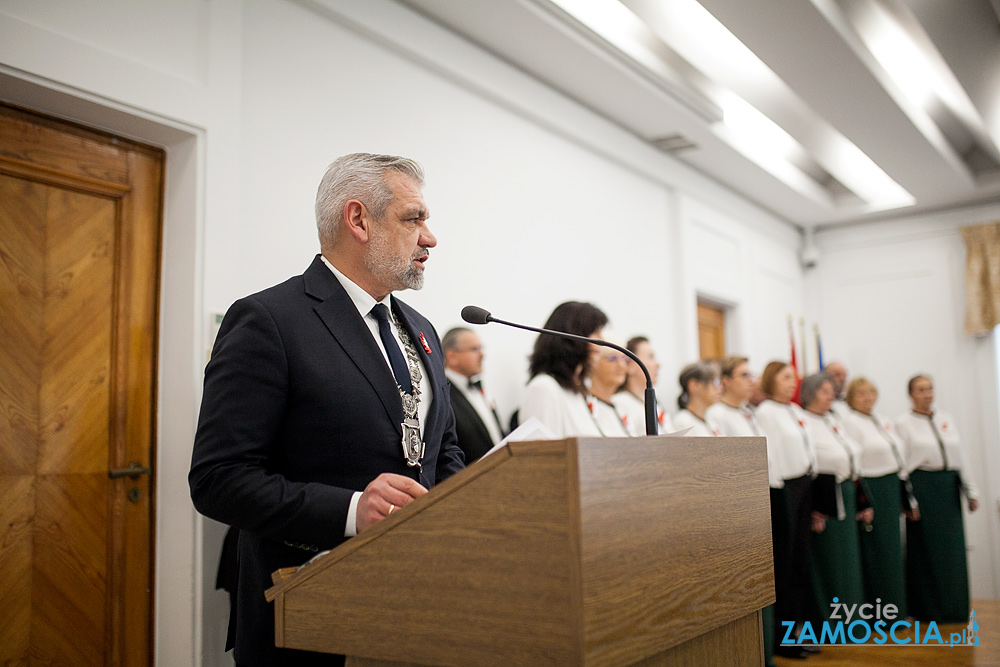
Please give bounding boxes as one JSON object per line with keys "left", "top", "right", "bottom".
{"left": 960, "top": 222, "right": 1000, "bottom": 336}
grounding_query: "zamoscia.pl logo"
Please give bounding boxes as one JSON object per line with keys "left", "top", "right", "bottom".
{"left": 781, "top": 598, "right": 980, "bottom": 647}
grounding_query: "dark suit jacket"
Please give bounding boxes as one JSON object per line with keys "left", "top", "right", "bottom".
{"left": 189, "top": 255, "right": 465, "bottom": 666}
{"left": 449, "top": 383, "right": 501, "bottom": 463}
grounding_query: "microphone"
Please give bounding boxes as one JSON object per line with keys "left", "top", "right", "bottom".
{"left": 460, "top": 305, "right": 492, "bottom": 325}
{"left": 461, "top": 305, "right": 659, "bottom": 436}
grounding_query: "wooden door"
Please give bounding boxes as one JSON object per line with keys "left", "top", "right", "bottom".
{"left": 0, "top": 103, "right": 162, "bottom": 666}
{"left": 697, "top": 301, "right": 726, "bottom": 361}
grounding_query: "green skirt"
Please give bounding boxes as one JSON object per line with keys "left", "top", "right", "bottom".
{"left": 762, "top": 604, "right": 775, "bottom": 665}
{"left": 810, "top": 479, "right": 865, "bottom": 622}
{"left": 859, "top": 473, "right": 906, "bottom": 617}
{"left": 906, "top": 469, "right": 969, "bottom": 623}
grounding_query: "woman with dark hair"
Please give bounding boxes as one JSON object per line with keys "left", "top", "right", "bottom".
{"left": 518, "top": 301, "right": 608, "bottom": 438}
{"left": 671, "top": 361, "right": 721, "bottom": 436}
{"left": 613, "top": 336, "right": 672, "bottom": 435}
{"left": 842, "top": 377, "right": 912, "bottom": 619}
{"left": 799, "top": 372, "right": 870, "bottom": 624}
{"left": 895, "top": 374, "right": 979, "bottom": 623}
{"left": 755, "top": 360, "right": 816, "bottom": 659}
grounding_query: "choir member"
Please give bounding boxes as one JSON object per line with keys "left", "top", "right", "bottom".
{"left": 895, "top": 374, "right": 979, "bottom": 623}
{"left": 613, "top": 336, "right": 672, "bottom": 435}
{"left": 841, "top": 377, "right": 911, "bottom": 617}
{"left": 671, "top": 361, "right": 721, "bottom": 436}
{"left": 518, "top": 301, "right": 608, "bottom": 438}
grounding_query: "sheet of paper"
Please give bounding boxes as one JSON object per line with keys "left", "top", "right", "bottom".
{"left": 480, "top": 416, "right": 557, "bottom": 459}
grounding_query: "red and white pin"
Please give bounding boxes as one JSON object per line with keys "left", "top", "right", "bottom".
{"left": 418, "top": 332, "right": 432, "bottom": 354}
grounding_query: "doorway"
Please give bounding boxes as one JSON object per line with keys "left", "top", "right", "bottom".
{"left": 697, "top": 300, "right": 727, "bottom": 361}
{"left": 0, "top": 103, "right": 163, "bottom": 665}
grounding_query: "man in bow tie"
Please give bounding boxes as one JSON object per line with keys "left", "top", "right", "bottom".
{"left": 443, "top": 327, "right": 506, "bottom": 462}
{"left": 189, "top": 153, "right": 465, "bottom": 666}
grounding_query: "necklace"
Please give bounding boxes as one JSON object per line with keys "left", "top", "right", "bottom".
{"left": 390, "top": 310, "right": 425, "bottom": 469}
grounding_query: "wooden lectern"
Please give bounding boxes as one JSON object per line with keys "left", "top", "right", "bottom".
{"left": 265, "top": 436, "right": 774, "bottom": 666}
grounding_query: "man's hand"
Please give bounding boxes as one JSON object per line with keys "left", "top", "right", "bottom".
{"left": 811, "top": 511, "right": 827, "bottom": 534}
{"left": 856, "top": 508, "right": 874, "bottom": 524}
{"left": 968, "top": 498, "right": 979, "bottom": 512}
{"left": 356, "top": 473, "right": 428, "bottom": 533}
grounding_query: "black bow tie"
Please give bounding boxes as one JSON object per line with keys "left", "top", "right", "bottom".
{"left": 468, "top": 379, "right": 483, "bottom": 391}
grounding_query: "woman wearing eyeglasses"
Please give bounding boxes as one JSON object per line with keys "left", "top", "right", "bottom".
{"left": 706, "top": 355, "right": 782, "bottom": 666}
{"left": 671, "top": 361, "right": 722, "bottom": 437}
{"left": 706, "top": 358, "right": 766, "bottom": 438}
{"left": 588, "top": 346, "right": 631, "bottom": 437}
{"left": 895, "top": 374, "right": 979, "bottom": 623}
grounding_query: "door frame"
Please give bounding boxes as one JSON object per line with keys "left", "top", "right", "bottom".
{"left": 0, "top": 67, "right": 207, "bottom": 664}
{"left": 695, "top": 293, "right": 740, "bottom": 361}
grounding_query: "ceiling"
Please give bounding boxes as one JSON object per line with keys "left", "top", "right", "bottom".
{"left": 398, "top": 0, "right": 1000, "bottom": 228}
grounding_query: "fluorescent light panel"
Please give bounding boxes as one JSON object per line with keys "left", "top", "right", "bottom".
{"left": 551, "top": 0, "right": 913, "bottom": 210}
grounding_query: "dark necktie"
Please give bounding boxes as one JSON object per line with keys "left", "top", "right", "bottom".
{"left": 370, "top": 303, "right": 412, "bottom": 394}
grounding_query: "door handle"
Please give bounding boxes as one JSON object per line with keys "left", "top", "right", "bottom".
{"left": 108, "top": 461, "right": 151, "bottom": 480}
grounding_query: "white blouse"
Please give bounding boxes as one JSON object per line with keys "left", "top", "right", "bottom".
{"left": 519, "top": 373, "right": 602, "bottom": 439}
{"left": 706, "top": 401, "right": 761, "bottom": 437}
{"left": 802, "top": 411, "right": 862, "bottom": 483}
{"left": 706, "top": 402, "right": 784, "bottom": 489}
{"left": 755, "top": 399, "right": 817, "bottom": 481}
{"left": 671, "top": 408, "right": 719, "bottom": 437}
{"left": 841, "top": 409, "right": 907, "bottom": 479}
{"left": 612, "top": 390, "right": 673, "bottom": 436}
{"left": 591, "top": 397, "right": 631, "bottom": 437}
{"left": 895, "top": 410, "right": 979, "bottom": 499}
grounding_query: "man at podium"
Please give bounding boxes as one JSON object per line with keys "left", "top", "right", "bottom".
{"left": 189, "top": 153, "right": 465, "bottom": 666}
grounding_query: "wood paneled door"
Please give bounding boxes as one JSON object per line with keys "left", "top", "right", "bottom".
{"left": 697, "top": 301, "right": 726, "bottom": 361}
{"left": 0, "top": 103, "right": 163, "bottom": 666}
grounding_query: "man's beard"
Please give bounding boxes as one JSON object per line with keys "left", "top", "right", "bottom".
{"left": 365, "top": 232, "right": 427, "bottom": 292}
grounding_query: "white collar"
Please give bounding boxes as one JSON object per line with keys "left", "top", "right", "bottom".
{"left": 445, "top": 367, "right": 474, "bottom": 389}
{"left": 320, "top": 254, "right": 391, "bottom": 318}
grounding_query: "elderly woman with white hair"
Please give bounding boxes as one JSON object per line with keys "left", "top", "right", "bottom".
{"left": 800, "top": 372, "right": 871, "bottom": 624}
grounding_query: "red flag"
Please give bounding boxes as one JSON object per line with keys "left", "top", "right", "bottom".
{"left": 789, "top": 317, "right": 798, "bottom": 376}
{"left": 789, "top": 317, "right": 803, "bottom": 404}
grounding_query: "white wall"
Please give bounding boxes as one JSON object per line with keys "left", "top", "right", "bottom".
{"left": 808, "top": 203, "right": 1000, "bottom": 600}
{"left": 677, "top": 194, "right": 804, "bottom": 378}
{"left": 0, "top": 0, "right": 852, "bottom": 665}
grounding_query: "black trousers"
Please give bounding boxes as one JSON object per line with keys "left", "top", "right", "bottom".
{"left": 772, "top": 475, "right": 813, "bottom": 643}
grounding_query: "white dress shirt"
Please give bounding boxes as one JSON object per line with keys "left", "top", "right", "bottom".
{"left": 612, "top": 390, "right": 672, "bottom": 436}
{"left": 802, "top": 411, "right": 862, "bottom": 483}
{"left": 755, "top": 399, "right": 817, "bottom": 481}
{"left": 321, "top": 256, "right": 433, "bottom": 535}
{"left": 671, "top": 409, "right": 719, "bottom": 437}
{"left": 445, "top": 368, "right": 503, "bottom": 445}
{"left": 895, "top": 410, "right": 979, "bottom": 499}
{"left": 519, "top": 373, "right": 602, "bottom": 439}
{"left": 591, "top": 397, "right": 630, "bottom": 437}
{"left": 841, "top": 409, "right": 907, "bottom": 479}
{"left": 830, "top": 398, "right": 851, "bottom": 421}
